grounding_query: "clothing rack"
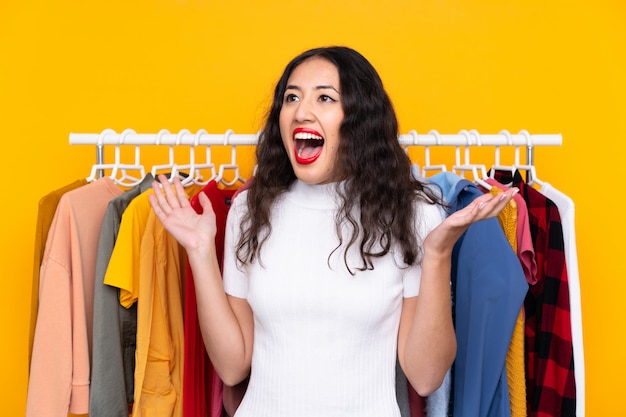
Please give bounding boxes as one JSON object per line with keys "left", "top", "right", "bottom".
{"left": 69, "top": 129, "right": 562, "bottom": 147}
{"left": 69, "top": 128, "right": 562, "bottom": 183}
{"left": 63, "top": 128, "right": 582, "bottom": 416}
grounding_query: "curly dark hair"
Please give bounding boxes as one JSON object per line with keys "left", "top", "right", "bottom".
{"left": 236, "top": 46, "right": 442, "bottom": 274}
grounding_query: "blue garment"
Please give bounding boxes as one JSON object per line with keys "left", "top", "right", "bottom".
{"left": 429, "top": 173, "right": 528, "bottom": 417}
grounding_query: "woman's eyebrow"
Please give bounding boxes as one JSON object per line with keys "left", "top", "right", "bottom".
{"left": 316, "top": 85, "right": 340, "bottom": 93}
{"left": 285, "top": 84, "right": 340, "bottom": 93}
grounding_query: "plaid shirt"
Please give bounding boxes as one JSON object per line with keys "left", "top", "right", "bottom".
{"left": 494, "top": 170, "right": 576, "bottom": 417}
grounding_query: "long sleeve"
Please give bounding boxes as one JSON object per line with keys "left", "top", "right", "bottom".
{"left": 494, "top": 170, "right": 576, "bottom": 417}
{"left": 90, "top": 175, "right": 153, "bottom": 417}
{"left": 27, "top": 178, "right": 123, "bottom": 417}
{"left": 540, "top": 182, "right": 584, "bottom": 417}
{"left": 29, "top": 179, "right": 87, "bottom": 371}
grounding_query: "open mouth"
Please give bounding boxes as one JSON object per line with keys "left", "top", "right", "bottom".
{"left": 294, "top": 129, "right": 324, "bottom": 165}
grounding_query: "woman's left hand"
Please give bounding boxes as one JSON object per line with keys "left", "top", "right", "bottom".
{"left": 424, "top": 187, "right": 519, "bottom": 256}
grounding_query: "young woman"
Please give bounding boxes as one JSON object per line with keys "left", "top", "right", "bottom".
{"left": 149, "top": 46, "right": 518, "bottom": 417}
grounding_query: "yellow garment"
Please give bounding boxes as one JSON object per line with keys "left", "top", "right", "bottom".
{"left": 29, "top": 179, "right": 87, "bottom": 368}
{"left": 104, "top": 189, "right": 154, "bottom": 307}
{"left": 132, "top": 210, "right": 186, "bottom": 417}
{"left": 490, "top": 187, "right": 526, "bottom": 417}
{"left": 105, "top": 184, "right": 200, "bottom": 417}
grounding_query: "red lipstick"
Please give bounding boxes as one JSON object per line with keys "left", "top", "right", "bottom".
{"left": 293, "top": 127, "right": 324, "bottom": 165}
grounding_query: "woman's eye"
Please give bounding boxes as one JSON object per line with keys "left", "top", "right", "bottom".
{"left": 284, "top": 93, "right": 298, "bottom": 102}
{"left": 319, "top": 94, "right": 335, "bottom": 102}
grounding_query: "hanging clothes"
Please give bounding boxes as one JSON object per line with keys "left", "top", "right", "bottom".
{"left": 27, "top": 177, "right": 125, "bottom": 417}
{"left": 538, "top": 182, "right": 584, "bottom": 417}
{"left": 183, "top": 180, "right": 237, "bottom": 417}
{"left": 104, "top": 188, "right": 155, "bottom": 308}
{"left": 100, "top": 186, "right": 154, "bottom": 413}
{"left": 38, "top": 131, "right": 571, "bottom": 417}
{"left": 492, "top": 170, "right": 576, "bottom": 417}
{"left": 90, "top": 174, "right": 154, "bottom": 417}
{"left": 29, "top": 178, "right": 88, "bottom": 370}
{"left": 429, "top": 172, "right": 528, "bottom": 417}
{"left": 102, "top": 183, "right": 200, "bottom": 417}
{"left": 131, "top": 205, "right": 185, "bottom": 416}
{"left": 485, "top": 185, "right": 526, "bottom": 417}
{"left": 484, "top": 178, "right": 537, "bottom": 285}
{"left": 483, "top": 177, "right": 539, "bottom": 417}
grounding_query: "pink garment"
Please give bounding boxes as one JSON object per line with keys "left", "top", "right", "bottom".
{"left": 485, "top": 178, "right": 538, "bottom": 285}
{"left": 27, "top": 178, "right": 124, "bottom": 416}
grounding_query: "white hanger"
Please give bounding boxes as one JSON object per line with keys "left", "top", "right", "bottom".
{"left": 419, "top": 129, "right": 447, "bottom": 178}
{"left": 86, "top": 128, "right": 115, "bottom": 182}
{"left": 150, "top": 129, "right": 181, "bottom": 180}
{"left": 488, "top": 129, "right": 543, "bottom": 187}
{"left": 86, "top": 128, "right": 145, "bottom": 186}
{"left": 178, "top": 129, "right": 217, "bottom": 187}
{"left": 215, "top": 129, "right": 246, "bottom": 187}
{"left": 516, "top": 129, "right": 544, "bottom": 187}
{"left": 488, "top": 129, "right": 517, "bottom": 184}
{"left": 452, "top": 129, "right": 491, "bottom": 190}
{"left": 111, "top": 129, "right": 146, "bottom": 186}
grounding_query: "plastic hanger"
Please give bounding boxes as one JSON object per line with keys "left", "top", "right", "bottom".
{"left": 86, "top": 128, "right": 116, "bottom": 182}
{"left": 215, "top": 129, "right": 246, "bottom": 187}
{"left": 515, "top": 130, "right": 544, "bottom": 187}
{"left": 150, "top": 129, "right": 181, "bottom": 180}
{"left": 488, "top": 129, "right": 544, "bottom": 187}
{"left": 488, "top": 129, "right": 517, "bottom": 184}
{"left": 419, "top": 129, "right": 447, "bottom": 178}
{"left": 110, "top": 129, "right": 146, "bottom": 186}
{"left": 452, "top": 129, "right": 491, "bottom": 190}
{"left": 86, "top": 128, "right": 145, "bottom": 186}
{"left": 179, "top": 129, "right": 217, "bottom": 187}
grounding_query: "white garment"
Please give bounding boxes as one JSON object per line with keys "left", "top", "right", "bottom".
{"left": 223, "top": 180, "right": 443, "bottom": 417}
{"left": 539, "top": 182, "right": 585, "bottom": 417}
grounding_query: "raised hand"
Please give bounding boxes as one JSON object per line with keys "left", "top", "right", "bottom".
{"left": 148, "top": 174, "right": 218, "bottom": 253}
{"left": 424, "top": 187, "right": 519, "bottom": 256}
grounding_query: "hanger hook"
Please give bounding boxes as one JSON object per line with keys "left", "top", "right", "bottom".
{"left": 119, "top": 128, "right": 135, "bottom": 145}
{"left": 458, "top": 129, "right": 472, "bottom": 145}
{"left": 499, "top": 129, "right": 513, "bottom": 146}
{"left": 156, "top": 129, "right": 170, "bottom": 146}
{"left": 98, "top": 128, "right": 116, "bottom": 146}
{"left": 176, "top": 129, "right": 190, "bottom": 146}
{"left": 224, "top": 129, "right": 234, "bottom": 145}
{"left": 518, "top": 129, "right": 532, "bottom": 147}
{"left": 194, "top": 129, "right": 207, "bottom": 147}
{"left": 469, "top": 129, "right": 481, "bottom": 146}
{"left": 458, "top": 129, "right": 472, "bottom": 164}
{"left": 428, "top": 129, "right": 442, "bottom": 145}
{"left": 111, "top": 129, "right": 133, "bottom": 179}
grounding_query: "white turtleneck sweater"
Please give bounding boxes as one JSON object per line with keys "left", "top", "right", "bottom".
{"left": 223, "top": 180, "right": 442, "bottom": 417}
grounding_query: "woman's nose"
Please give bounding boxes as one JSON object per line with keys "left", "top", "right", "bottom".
{"left": 294, "top": 98, "right": 314, "bottom": 122}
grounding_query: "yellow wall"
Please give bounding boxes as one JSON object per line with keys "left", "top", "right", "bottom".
{"left": 1, "top": 0, "right": 624, "bottom": 415}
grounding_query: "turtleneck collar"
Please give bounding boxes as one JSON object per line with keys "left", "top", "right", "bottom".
{"left": 286, "top": 180, "right": 344, "bottom": 210}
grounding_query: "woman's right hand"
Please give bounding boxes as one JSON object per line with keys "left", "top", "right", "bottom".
{"left": 148, "top": 174, "right": 217, "bottom": 254}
